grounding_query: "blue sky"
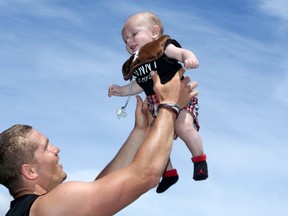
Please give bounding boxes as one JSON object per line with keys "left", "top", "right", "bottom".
{"left": 0, "top": 0, "right": 287, "bottom": 215}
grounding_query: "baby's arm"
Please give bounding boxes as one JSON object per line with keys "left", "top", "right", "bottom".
{"left": 164, "top": 44, "right": 199, "bottom": 70}
{"left": 108, "top": 80, "right": 143, "bottom": 97}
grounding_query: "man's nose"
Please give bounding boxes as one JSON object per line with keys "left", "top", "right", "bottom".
{"left": 49, "top": 144, "right": 60, "bottom": 154}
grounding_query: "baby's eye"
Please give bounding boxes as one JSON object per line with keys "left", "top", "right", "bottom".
{"left": 132, "top": 32, "right": 138, "bottom": 37}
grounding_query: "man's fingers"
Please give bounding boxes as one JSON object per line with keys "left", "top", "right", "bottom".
{"left": 178, "top": 67, "right": 185, "bottom": 78}
{"left": 181, "top": 76, "right": 198, "bottom": 93}
{"left": 134, "top": 95, "right": 151, "bottom": 130}
{"left": 186, "top": 81, "right": 198, "bottom": 90}
{"left": 135, "top": 95, "right": 143, "bottom": 112}
{"left": 181, "top": 76, "right": 191, "bottom": 87}
{"left": 150, "top": 71, "right": 160, "bottom": 85}
{"left": 191, "top": 90, "right": 199, "bottom": 97}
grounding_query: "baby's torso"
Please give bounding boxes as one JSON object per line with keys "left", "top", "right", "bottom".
{"left": 133, "top": 54, "right": 182, "bottom": 95}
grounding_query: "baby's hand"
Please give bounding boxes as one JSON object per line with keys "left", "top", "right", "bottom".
{"left": 184, "top": 58, "right": 199, "bottom": 70}
{"left": 108, "top": 84, "right": 122, "bottom": 97}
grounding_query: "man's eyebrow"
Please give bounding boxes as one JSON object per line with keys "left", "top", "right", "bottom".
{"left": 44, "top": 138, "right": 49, "bottom": 149}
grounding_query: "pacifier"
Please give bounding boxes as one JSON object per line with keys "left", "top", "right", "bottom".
{"left": 115, "top": 79, "right": 132, "bottom": 119}
{"left": 116, "top": 107, "right": 127, "bottom": 119}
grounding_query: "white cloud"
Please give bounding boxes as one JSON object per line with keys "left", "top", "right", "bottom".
{"left": 259, "top": 0, "right": 288, "bottom": 20}
{"left": 65, "top": 169, "right": 100, "bottom": 182}
{"left": 0, "top": 0, "right": 80, "bottom": 21}
{"left": 0, "top": 186, "right": 10, "bottom": 215}
{"left": 273, "top": 66, "right": 288, "bottom": 105}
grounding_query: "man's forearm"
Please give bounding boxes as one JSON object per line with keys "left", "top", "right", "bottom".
{"left": 132, "top": 108, "right": 176, "bottom": 184}
{"left": 95, "top": 127, "right": 148, "bottom": 180}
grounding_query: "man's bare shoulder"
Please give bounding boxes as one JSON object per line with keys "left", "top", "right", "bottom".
{"left": 30, "top": 181, "right": 94, "bottom": 216}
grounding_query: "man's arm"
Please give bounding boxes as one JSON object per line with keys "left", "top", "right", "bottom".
{"left": 96, "top": 95, "right": 151, "bottom": 179}
{"left": 31, "top": 69, "right": 198, "bottom": 216}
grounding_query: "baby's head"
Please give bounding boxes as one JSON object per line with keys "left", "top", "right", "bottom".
{"left": 138, "top": 11, "right": 164, "bottom": 35}
{"left": 122, "top": 11, "right": 164, "bottom": 54}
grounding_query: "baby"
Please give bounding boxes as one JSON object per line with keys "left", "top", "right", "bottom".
{"left": 108, "top": 11, "right": 208, "bottom": 193}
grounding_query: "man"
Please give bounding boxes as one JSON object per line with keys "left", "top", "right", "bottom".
{"left": 0, "top": 70, "right": 198, "bottom": 216}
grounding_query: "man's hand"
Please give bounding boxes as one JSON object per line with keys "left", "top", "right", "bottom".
{"left": 134, "top": 96, "right": 149, "bottom": 129}
{"left": 151, "top": 68, "right": 198, "bottom": 108}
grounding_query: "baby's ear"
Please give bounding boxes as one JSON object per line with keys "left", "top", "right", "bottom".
{"left": 151, "top": 25, "right": 160, "bottom": 39}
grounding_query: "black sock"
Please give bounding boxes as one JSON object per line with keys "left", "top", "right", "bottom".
{"left": 156, "top": 169, "right": 179, "bottom": 193}
{"left": 193, "top": 160, "right": 208, "bottom": 181}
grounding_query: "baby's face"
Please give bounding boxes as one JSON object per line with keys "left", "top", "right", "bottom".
{"left": 122, "top": 15, "right": 154, "bottom": 54}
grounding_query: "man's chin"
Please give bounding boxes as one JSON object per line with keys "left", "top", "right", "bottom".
{"left": 62, "top": 172, "right": 67, "bottom": 181}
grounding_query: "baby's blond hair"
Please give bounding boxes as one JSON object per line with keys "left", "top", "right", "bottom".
{"left": 122, "top": 11, "right": 164, "bottom": 36}
{"left": 140, "top": 11, "right": 164, "bottom": 35}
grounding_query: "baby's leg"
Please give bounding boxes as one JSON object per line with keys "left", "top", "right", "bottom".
{"left": 175, "top": 110, "right": 203, "bottom": 156}
{"left": 175, "top": 110, "right": 208, "bottom": 181}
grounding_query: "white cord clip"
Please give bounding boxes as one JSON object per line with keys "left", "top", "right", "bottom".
{"left": 116, "top": 80, "right": 132, "bottom": 119}
{"left": 116, "top": 107, "right": 127, "bottom": 119}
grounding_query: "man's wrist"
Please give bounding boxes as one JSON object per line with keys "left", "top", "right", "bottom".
{"left": 158, "top": 103, "right": 180, "bottom": 118}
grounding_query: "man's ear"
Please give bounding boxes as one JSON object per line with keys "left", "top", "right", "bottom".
{"left": 151, "top": 25, "right": 160, "bottom": 39}
{"left": 21, "top": 164, "right": 38, "bottom": 180}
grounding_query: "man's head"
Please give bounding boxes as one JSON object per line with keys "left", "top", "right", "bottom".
{"left": 0, "top": 125, "right": 67, "bottom": 197}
